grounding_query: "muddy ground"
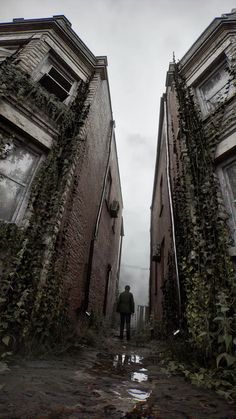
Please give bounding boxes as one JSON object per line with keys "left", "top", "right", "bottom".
{"left": 0, "top": 336, "right": 235, "bottom": 419}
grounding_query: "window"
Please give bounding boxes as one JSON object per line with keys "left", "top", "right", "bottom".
{"left": 159, "top": 176, "right": 163, "bottom": 216}
{"left": 39, "top": 66, "right": 73, "bottom": 101}
{"left": 196, "top": 61, "right": 235, "bottom": 115}
{"left": 223, "top": 160, "right": 236, "bottom": 241}
{"left": 33, "top": 53, "right": 76, "bottom": 103}
{"left": 218, "top": 158, "right": 236, "bottom": 245}
{"left": 105, "top": 169, "right": 112, "bottom": 206}
{"left": 0, "top": 135, "right": 41, "bottom": 222}
{"left": 103, "top": 265, "right": 112, "bottom": 316}
{"left": 160, "top": 239, "right": 165, "bottom": 286}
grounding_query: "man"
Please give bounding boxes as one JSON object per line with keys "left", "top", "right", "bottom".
{"left": 117, "top": 285, "right": 135, "bottom": 341}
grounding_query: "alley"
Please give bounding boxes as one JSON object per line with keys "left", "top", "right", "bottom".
{"left": 0, "top": 336, "right": 235, "bottom": 419}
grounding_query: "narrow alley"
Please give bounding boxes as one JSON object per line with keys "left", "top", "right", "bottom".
{"left": 1, "top": 5, "right": 236, "bottom": 419}
{"left": 0, "top": 335, "right": 235, "bottom": 419}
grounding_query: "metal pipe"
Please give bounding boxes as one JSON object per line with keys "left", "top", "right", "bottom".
{"left": 164, "top": 96, "right": 182, "bottom": 324}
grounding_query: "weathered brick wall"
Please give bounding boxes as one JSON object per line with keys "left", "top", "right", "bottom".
{"left": 89, "top": 138, "right": 123, "bottom": 320}
{"left": 16, "top": 36, "right": 50, "bottom": 74}
{"left": 150, "top": 113, "right": 172, "bottom": 321}
{"left": 57, "top": 75, "right": 123, "bottom": 324}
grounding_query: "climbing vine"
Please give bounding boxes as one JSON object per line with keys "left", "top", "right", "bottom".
{"left": 0, "top": 59, "right": 90, "bottom": 352}
{"left": 161, "top": 250, "right": 179, "bottom": 334}
{"left": 166, "top": 62, "right": 236, "bottom": 361}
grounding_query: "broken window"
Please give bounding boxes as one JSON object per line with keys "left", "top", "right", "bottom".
{"left": 39, "top": 66, "right": 73, "bottom": 101}
{"left": 0, "top": 136, "right": 41, "bottom": 222}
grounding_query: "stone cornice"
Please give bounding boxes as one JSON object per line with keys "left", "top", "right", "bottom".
{"left": 180, "top": 14, "right": 236, "bottom": 72}
{"left": 0, "top": 16, "right": 107, "bottom": 74}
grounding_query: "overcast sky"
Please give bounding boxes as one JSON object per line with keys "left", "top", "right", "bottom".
{"left": 1, "top": 0, "right": 236, "bottom": 305}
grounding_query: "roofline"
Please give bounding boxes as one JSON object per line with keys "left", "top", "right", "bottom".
{"left": 180, "top": 11, "right": 236, "bottom": 69}
{"left": 0, "top": 16, "right": 100, "bottom": 69}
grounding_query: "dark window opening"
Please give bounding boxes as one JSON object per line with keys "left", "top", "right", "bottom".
{"left": 105, "top": 169, "right": 112, "bottom": 206}
{"left": 39, "top": 67, "right": 72, "bottom": 101}
{"left": 103, "top": 264, "right": 112, "bottom": 316}
{"left": 159, "top": 176, "right": 163, "bottom": 216}
{"left": 160, "top": 238, "right": 165, "bottom": 285}
{"left": 154, "top": 260, "right": 158, "bottom": 296}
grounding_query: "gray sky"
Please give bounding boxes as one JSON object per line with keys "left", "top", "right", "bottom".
{"left": 1, "top": 0, "right": 236, "bottom": 305}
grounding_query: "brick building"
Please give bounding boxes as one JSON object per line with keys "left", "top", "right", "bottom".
{"left": 150, "top": 10, "right": 236, "bottom": 347}
{"left": 0, "top": 16, "right": 123, "bottom": 347}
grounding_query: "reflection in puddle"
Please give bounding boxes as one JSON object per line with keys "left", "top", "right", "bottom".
{"left": 113, "top": 354, "right": 143, "bottom": 368}
{"left": 128, "top": 388, "right": 151, "bottom": 401}
{"left": 131, "top": 355, "right": 143, "bottom": 364}
{"left": 131, "top": 370, "right": 148, "bottom": 382}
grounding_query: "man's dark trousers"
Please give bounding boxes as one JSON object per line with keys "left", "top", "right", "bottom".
{"left": 120, "top": 313, "right": 131, "bottom": 340}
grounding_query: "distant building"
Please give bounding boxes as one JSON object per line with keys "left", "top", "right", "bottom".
{"left": 150, "top": 10, "right": 236, "bottom": 346}
{"left": 0, "top": 16, "right": 123, "bottom": 347}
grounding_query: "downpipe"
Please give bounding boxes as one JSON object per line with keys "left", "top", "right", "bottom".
{"left": 164, "top": 97, "right": 182, "bottom": 333}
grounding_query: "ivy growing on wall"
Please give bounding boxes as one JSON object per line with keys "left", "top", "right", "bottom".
{"left": 0, "top": 59, "right": 90, "bottom": 351}
{"left": 167, "top": 62, "right": 236, "bottom": 361}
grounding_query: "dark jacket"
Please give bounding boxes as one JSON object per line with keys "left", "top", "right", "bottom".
{"left": 117, "top": 290, "right": 135, "bottom": 314}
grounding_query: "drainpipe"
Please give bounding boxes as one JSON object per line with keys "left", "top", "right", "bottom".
{"left": 84, "top": 120, "right": 115, "bottom": 312}
{"left": 117, "top": 217, "right": 124, "bottom": 284}
{"left": 164, "top": 96, "right": 182, "bottom": 327}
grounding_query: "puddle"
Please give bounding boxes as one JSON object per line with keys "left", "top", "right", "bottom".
{"left": 131, "top": 370, "right": 148, "bottom": 382}
{"left": 96, "top": 353, "right": 151, "bottom": 406}
{"left": 128, "top": 388, "right": 151, "bottom": 401}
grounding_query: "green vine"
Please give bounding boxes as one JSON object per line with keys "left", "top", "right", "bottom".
{"left": 161, "top": 250, "right": 179, "bottom": 333}
{"left": 0, "top": 59, "right": 90, "bottom": 351}
{"left": 164, "top": 62, "right": 236, "bottom": 361}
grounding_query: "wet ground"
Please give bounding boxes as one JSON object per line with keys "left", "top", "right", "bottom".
{"left": 0, "top": 337, "right": 235, "bottom": 418}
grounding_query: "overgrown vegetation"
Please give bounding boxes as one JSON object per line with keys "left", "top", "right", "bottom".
{"left": 0, "top": 59, "right": 90, "bottom": 353}
{"left": 160, "top": 62, "right": 236, "bottom": 398}
{"left": 159, "top": 335, "right": 236, "bottom": 401}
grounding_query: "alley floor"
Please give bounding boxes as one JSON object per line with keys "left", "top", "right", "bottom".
{"left": 0, "top": 336, "right": 235, "bottom": 419}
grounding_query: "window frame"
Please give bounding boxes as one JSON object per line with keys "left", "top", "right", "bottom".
{"left": 159, "top": 175, "right": 163, "bottom": 217}
{"left": 105, "top": 169, "right": 112, "bottom": 209}
{"left": 217, "top": 156, "right": 236, "bottom": 245}
{"left": 0, "top": 129, "right": 43, "bottom": 224}
{"left": 195, "top": 58, "right": 234, "bottom": 117}
{"left": 33, "top": 52, "right": 78, "bottom": 104}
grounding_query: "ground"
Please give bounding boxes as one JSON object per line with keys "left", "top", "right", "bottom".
{"left": 0, "top": 335, "right": 235, "bottom": 419}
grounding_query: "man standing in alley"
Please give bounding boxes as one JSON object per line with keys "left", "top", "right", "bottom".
{"left": 117, "top": 285, "right": 135, "bottom": 341}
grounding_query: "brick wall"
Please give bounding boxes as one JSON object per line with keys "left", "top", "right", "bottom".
{"left": 56, "top": 75, "right": 123, "bottom": 324}
{"left": 17, "top": 36, "right": 50, "bottom": 74}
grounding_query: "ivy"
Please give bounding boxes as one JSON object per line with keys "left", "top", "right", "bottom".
{"left": 0, "top": 60, "right": 90, "bottom": 352}
{"left": 162, "top": 62, "right": 236, "bottom": 363}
